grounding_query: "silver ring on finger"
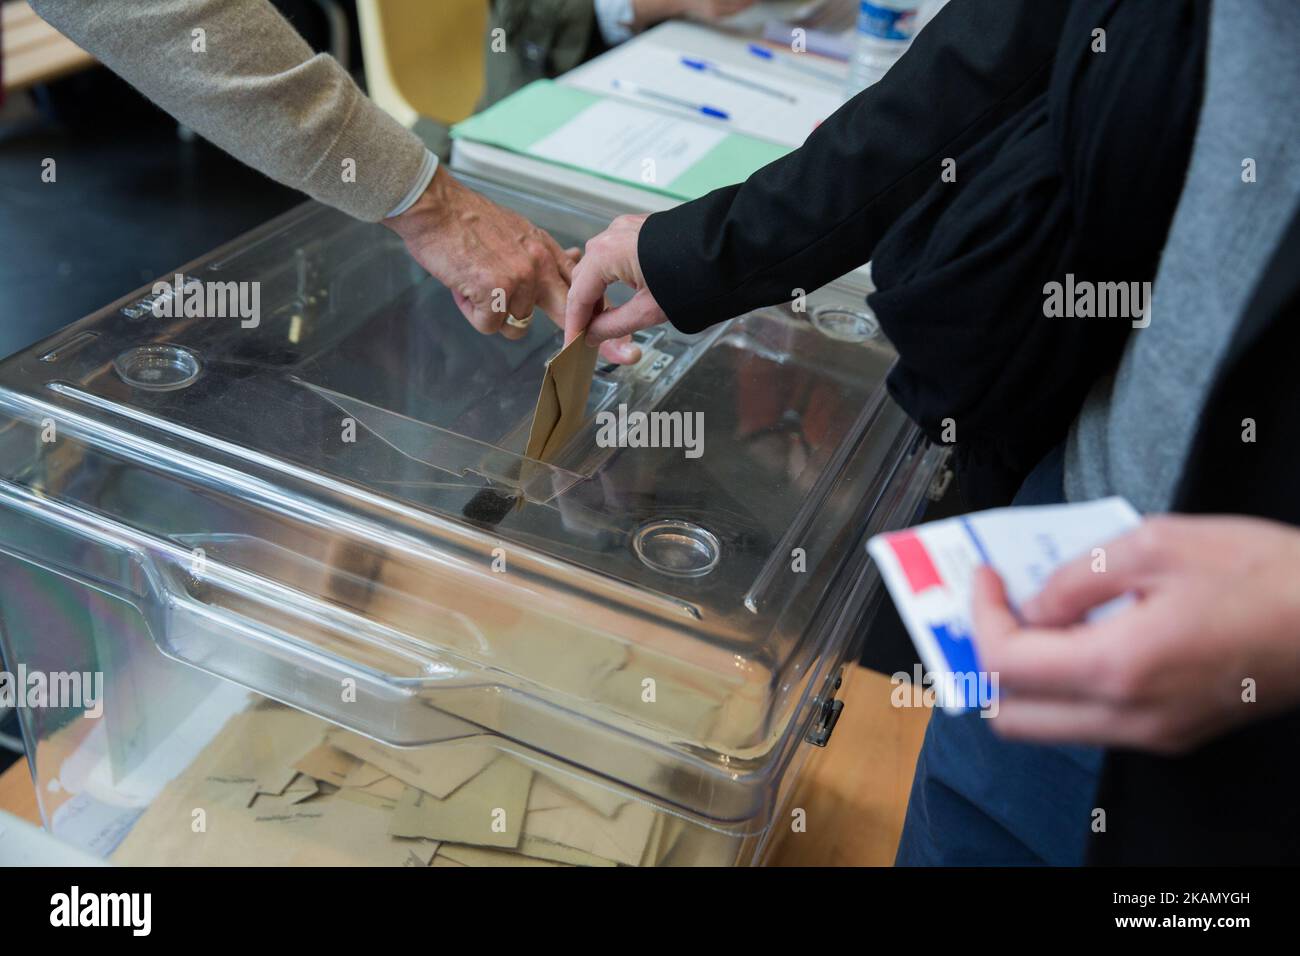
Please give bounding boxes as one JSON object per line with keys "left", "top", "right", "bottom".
{"left": 505, "top": 312, "right": 534, "bottom": 330}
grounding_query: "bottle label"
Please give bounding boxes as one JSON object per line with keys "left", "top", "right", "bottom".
{"left": 857, "top": 1, "right": 919, "bottom": 41}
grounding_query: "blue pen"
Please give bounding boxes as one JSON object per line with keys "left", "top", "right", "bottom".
{"left": 746, "top": 43, "right": 842, "bottom": 85}
{"left": 680, "top": 55, "right": 796, "bottom": 103}
{"left": 612, "top": 79, "right": 730, "bottom": 120}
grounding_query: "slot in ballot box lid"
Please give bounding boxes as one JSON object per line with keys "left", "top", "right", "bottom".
{"left": 0, "top": 175, "right": 931, "bottom": 826}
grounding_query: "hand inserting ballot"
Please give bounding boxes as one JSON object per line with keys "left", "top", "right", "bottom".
{"left": 565, "top": 214, "right": 671, "bottom": 349}
{"left": 385, "top": 168, "right": 641, "bottom": 365}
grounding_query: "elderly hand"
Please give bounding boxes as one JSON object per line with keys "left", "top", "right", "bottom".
{"left": 633, "top": 0, "right": 759, "bottom": 27}
{"left": 386, "top": 168, "right": 641, "bottom": 364}
{"left": 971, "top": 514, "right": 1300, "bottom": 754}
{"left": 564, "top": 214, "right": 670, "bottom": 348}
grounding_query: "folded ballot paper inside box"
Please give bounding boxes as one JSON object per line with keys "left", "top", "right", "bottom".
{"left": 0, "top": 176, "right": 937, "bottom": 865}
{"left": 107, "top": 699, "right": 711, "bottom": 868}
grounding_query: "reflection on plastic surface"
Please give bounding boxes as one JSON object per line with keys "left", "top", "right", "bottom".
{"left": 0, "top": 177, "right": 937, "bottom": 862}
{"left": 298, "top": 379, "right": 588, "bottom": 504}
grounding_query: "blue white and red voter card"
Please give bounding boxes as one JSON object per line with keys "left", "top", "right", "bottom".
{"left": 867, "top": 497, "right": 1141, "bottom": 713}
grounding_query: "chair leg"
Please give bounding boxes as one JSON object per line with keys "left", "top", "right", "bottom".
{"left": 312, "top": 0, "right": 351, "bottom": 70}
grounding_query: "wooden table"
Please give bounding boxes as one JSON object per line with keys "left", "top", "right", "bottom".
{"left": 768, "top": 666, "right": 931, "bottom": 866}
{"left": 0, "top": 666, "right": 930, "bottom": 866}
{"left": 2, "top": 1, "right": 96, "bottom": 93}
{"left": 0, "top": 746, "right": 37, "bottom": 823}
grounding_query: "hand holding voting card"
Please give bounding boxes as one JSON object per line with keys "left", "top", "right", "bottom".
{"left": 868, "top": 498, "right": 1142, "bottom": 714}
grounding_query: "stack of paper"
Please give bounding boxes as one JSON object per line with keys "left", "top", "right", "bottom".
{"left": 561, "top": 44, "right": 845, "bottom": 148}
{"left": 111, "top": 700, "right": 726, "bottom": 867}
{"left": 451, "top": 17, "right": 851, "bottom": 208}
{"left": 451, "top": 81, "right": 788, "bottom": 203}
{"left": 345, "top": 554, "right": 769, "bottom": 753}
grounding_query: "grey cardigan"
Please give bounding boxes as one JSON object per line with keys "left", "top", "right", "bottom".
{"left": 30, "top": 0, "right": 428, "bottom": 222}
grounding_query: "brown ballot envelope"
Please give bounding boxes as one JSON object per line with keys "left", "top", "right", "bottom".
{"left": 388, "top": 757, "right": 534, "bottom": 848}
{"left": 524, "top": 335, "right": 600, "bottom": 463}
{"left": 326, "top": 729, "right": 497, "bottom": 799}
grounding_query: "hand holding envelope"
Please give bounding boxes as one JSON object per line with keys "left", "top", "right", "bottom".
{"left": 524, "top": 333, "right": 602, "bottom": 463}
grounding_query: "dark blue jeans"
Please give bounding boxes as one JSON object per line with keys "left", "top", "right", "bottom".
{"left": 894, "top": 444, "right": 1103, "bottom": 865}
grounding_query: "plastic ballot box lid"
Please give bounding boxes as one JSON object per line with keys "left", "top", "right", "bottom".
{"left": 0, "top": 177, "right": 933, "bottom": 829}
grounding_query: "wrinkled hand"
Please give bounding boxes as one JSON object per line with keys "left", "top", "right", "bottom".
{"left": 565, "top": 214, "right": 669, "bottom": 349}
{"left": 385, "top": 168, "right": 639, "bottom": 363}
{"left": 971, "top": 515, "right": 1300, "bottom": 754}
{"left": 635, "top": 0, "right": 758, "bottom": 25}
{"left": 679, "top": 0, "right": 760, "bottom": 19}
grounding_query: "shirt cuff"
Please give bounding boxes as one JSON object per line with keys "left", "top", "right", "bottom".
{"left": 384, "top": 148, "right": 439, "bottom": 219}
{"left": 595, "top": 0, "right": 636, "bottom": 46}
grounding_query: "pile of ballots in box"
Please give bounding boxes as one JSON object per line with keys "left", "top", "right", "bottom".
{"left": 113, "top": 699, "right": 718, "bottom": 867}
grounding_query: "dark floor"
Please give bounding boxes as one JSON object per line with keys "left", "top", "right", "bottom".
{"left": 0, "top": 0, "right": 349, "bottom": 359}
{"left": 0, "top": 74, "right": 303, "bottom": 361}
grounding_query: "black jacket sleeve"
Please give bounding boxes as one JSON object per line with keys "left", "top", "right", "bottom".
{"left": 638, "top": 0, "right": 1069, "bottom": 334}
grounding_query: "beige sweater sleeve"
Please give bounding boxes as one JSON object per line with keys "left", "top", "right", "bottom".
{"left": 30, "top": 0, "right": 429, "bottom": 222}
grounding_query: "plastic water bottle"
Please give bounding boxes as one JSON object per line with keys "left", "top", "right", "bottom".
{"left": 845, "top": 1, "right": 922, "bottom": 96}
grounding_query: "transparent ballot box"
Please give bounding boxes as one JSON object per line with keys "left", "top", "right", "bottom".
{"left": 0, "top": 176, "right": 939, "bottom": 866}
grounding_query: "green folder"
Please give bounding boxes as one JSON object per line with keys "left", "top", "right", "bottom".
{"left": 451, "top": 80, "right": 789, "bottom": 201}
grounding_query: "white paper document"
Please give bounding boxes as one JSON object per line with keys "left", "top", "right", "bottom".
{"left": 530, "top": 100, "right": 728, "bottom": 187}
{"left": 563, "top": 44, "right": 844, "bottom": 147}
{"left": 868, "top": 497, "right": 1142, "bottom": 713}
